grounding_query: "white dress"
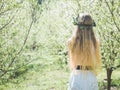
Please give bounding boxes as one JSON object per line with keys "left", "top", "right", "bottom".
{"left": 68, "top": 70, "right": 98, "bottom": 90}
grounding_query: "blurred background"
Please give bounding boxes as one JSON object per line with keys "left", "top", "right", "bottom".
{"left": 0, "top": 0, "right": 120, "bottom": 90}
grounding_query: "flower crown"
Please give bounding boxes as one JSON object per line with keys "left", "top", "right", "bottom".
{"left": 73, "top": 15, "right": 96, "bottom": 30}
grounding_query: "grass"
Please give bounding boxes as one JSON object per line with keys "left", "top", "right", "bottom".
{"left": 0, "top": 49, "right": 120, "bottom": 90}
{"left": 0, "top": 64, "right": 69, "bottom": 90}
{"left": 0, "top": 53, "right": 120, "bottom": 90}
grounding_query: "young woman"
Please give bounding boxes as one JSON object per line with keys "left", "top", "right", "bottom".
{"left": 67, "top": 13, "right": 101, "bottom": 90}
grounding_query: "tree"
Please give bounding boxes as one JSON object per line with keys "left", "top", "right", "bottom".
{"left": 97, "top": 1, "right": 120, "bottom": 90}
{"left": 0, "top": 0, "right": 34, "bottom": 81}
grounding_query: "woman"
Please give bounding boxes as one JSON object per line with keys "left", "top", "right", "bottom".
{"left": 67, "top": 13, "right": 101, "bottom": 90}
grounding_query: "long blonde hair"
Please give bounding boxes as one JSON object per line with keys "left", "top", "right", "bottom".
{"left": 68, "top": 13, "right": 101, "bottom": 74}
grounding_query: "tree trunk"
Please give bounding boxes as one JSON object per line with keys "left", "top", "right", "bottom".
{"left": 107, "top": 68, "right": 113, "bottom": 90}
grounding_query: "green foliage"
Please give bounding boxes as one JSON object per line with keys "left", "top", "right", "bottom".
{"left": 0, "top": 0, "right": 35, "bottom": 81}
{"left": 0, "top": 0, "right": 120, "bottom": 90}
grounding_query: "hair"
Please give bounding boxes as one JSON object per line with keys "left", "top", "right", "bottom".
{"left": 68, "top": 13, "right": 101, "bottom": 74}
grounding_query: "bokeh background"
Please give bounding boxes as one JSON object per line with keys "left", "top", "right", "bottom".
{"left": 0, "top": 0, "right": 120, "bottom": 90}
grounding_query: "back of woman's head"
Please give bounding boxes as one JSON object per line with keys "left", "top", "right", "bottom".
{"left": 72, "top": 13, "right": 97, "bottom": 52}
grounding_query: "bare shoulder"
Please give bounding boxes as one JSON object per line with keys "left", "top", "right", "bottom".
{"left": 96, "top": 38, "right": 100, "bottom": 44}
{"left": 96, "top": 38, "right": 101, "bottom": 48}
{"left": 67, "top": 38, "right": 72, "bottom": 44}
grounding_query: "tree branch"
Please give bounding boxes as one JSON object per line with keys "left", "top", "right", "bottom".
{"left": 112, "top": 65, "right": 120, "bottom": 70}
{"left": 8, "top": 20, "right": 34, "bottom": 69}
{"left": 0, "top": 16, "right": 14, "bottom": 30}
{"left": 0, "top": 0, "right": 4, "bottom": 11}
{"left": 105, "top": 0, "right": 120, "bottom": 31}
{"left": 0, "top": 20, "right": 34, "bottom": 78}
{"left": 0, "top": 8, "right": 12, "bottom": 16}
